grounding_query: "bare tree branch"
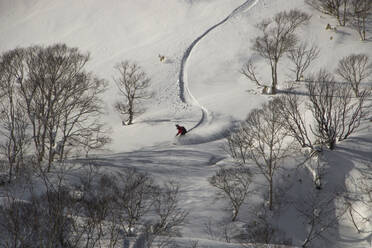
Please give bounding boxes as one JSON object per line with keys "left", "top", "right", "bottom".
{"left": 240, "top": 58, "right": 264, "bottom": 87}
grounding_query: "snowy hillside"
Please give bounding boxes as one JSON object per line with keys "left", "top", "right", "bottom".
{"left": 0, "top": 0, "right": 371, "bottom": 247}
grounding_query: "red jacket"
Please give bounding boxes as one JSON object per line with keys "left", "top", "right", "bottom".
{"left": 176, "top": 125, "right": 187, "bottom": 136}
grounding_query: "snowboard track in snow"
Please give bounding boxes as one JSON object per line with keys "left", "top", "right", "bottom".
{"left": 178, "top": 0, "right": 259, "bottom": 132}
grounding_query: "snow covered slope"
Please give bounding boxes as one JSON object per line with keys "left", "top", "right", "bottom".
{"left": 1, "top": 0, "right": 371, "bottom": 247}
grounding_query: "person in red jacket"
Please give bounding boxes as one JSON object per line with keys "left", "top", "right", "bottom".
{"left": 175, "top": 124, "right": 187, "bottom": 136}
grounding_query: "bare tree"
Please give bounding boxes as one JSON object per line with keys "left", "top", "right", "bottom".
{"left": 0, "top": 182, "right": 77, "bottom": 247}
{"left": 343, "top": 167, "right": 372, "bottom": 234}
{"left": 116, "top": 168, "right": 155, "bottom": 236}
{"left": 306, "top": 69, "right": 368, "bottom": 150}
{"left": 203, "top": 218, "right": 237, "bottom": 243}
{"left": 0, "top": 49, "right": 30, "bottom": 182}
{"left": 142, "top": 181, "right": 188, "bottom": 248}
{"left": 287, "top": 42, "right": 320, "bottom": 82}
{"left": 240, "top": 203, "right": 291, "bottom": 247}
{"left": 0, "top": 196, "right": 35, "bottom": 247}
{"left": 277, "top": 69, "right": 368, "bottom": 189}
{"left": 277, "top": 94, "right": 328, "bottom": 189}
{"left": 342, "top": 0, "right": 351, "bottom": 26}
{"left": 230, "top": 98, "right": 292, "bottom": 210}
{"left": 226, "top": 131, "right": 249, "bottom": 164}
{"left": 244, "top": 9, "right": 310, "bottom": 94}
{"left": 295, "top": 189, "right": 348, "bottom": 247}
{"left": 72, "top": 169, "right": 127, "bottom": 248}
{"left": 113, "top": 61, "right": 151, "bottom": 125}
{"left": 306, "top": 0, "right": 349, "bottom": 26}
{"left": 280, "top": 70, "right": 368, "bottom": 151}
{"left": 56, "top": 81, "right": 109, "bottom": 163}
{"left": 77, "top": 173, "right": 119, "bottom": 248}
{"left": 151, "top": 182, "right": 188, "bottom": 236}
{"left": 244, "top": 98, "right": 292, "bottom": 210}
{"left": 277, "top": 94, "right": 314, "bottom": 149}
{"left": 209, "top": 166, "right": 252, "bottom": 221}
{"left": 336, "top": 54, "right": 372, "bottom": 97}
{"left": 351, "top": 0, "right": 372, "bottom": 40}
{"left": 70, "top": 123, "right": 111, "bottom": 159}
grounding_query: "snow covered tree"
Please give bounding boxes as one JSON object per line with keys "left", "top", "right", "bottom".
{"left": 242, "top": 9, "right": 310, "bottom": 94}
{"left": 113, "top": 61, "right": 151, "bottom": 125}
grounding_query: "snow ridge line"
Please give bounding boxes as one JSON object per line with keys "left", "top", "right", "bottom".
{"left": 178, "top": 0, "right": 259, "bottom": 132}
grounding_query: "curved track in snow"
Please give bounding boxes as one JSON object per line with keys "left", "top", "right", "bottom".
{"left": 178, "top": 0, "right": 259, "bottom": 132}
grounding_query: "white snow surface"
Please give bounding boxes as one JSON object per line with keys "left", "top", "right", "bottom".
{"left": 1, "top": 0, "right": 372, "bottom": 247}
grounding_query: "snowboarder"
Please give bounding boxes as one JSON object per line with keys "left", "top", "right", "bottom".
{"left": 175, "top": 124, "right": 187, "bottom": 136}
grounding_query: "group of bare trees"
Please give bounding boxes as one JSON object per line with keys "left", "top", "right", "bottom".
{"left": 242, "top": 5, "right": 372, "bottom": 94}
{"left": 0, "top": 44, "right": 153, "bottom": 182}
{"left": 0, "top": 166, "right": 187, "bottom": 248}
{"left": 214, "top": 5, "right": 372, "bottom": 246}
{"left": 225, "top": 59, "right": 370, "bottom": 210}
{"left": 0, "top": 44, "right": 111, "bottom": 183}
{"left": 0, "top": 43, "right": 157, "bottom": 246}
{"left": 216, "top": 74, "right": 369, "bottom": 245}
{"left": 306, "top": 0, "right": 372, "bottom": 40}
{"left": 215, "top": 9, "right": 372, "bottom": 245}
{"left": 280, "top": 69, "right": 368, "bottom": 151}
